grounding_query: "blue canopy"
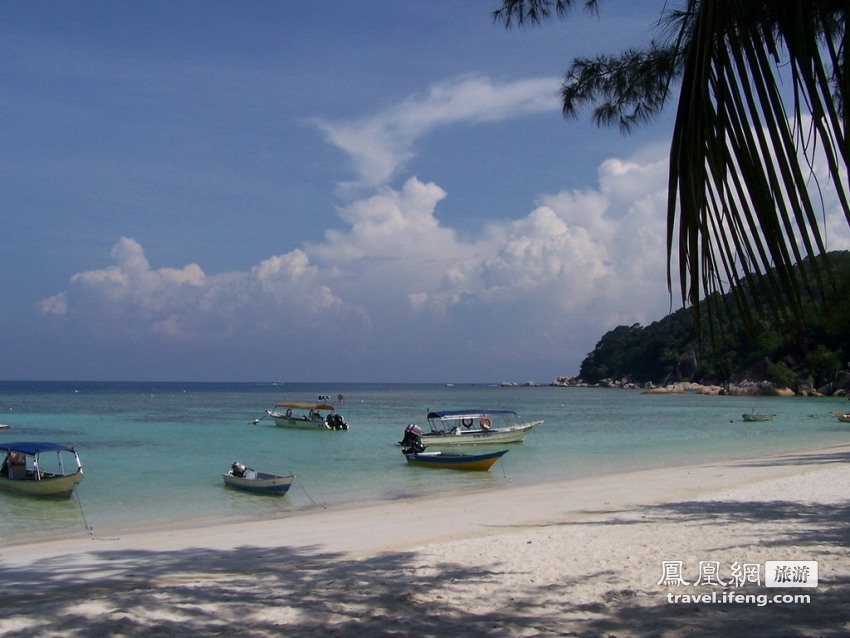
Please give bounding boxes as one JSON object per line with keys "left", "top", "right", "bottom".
{"left": 0, "top": 442, "right": 76, "bottom": 455}
{"left": 427, "top": 410, "right": 517, "bottom": 420}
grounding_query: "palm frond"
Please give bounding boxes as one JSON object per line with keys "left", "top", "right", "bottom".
{"left": 668, "top": 0, "right": 849, "bottom": 338}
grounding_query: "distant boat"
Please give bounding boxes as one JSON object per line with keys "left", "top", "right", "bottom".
{"left": 222, "top": 462, "right": 295, "bottom": 495}
{"left": 266, "top": 402, "right": 348, "bottom": 430}
{"left": 0, "top": 441, "right": 84, "bottom": 498}
{"left": 403, "top": 449, "right": 508, "bottom": 471}
{"left": 741, "top": 410, "right": 776, "bottom": 422}
{"left": 833, "top": 411, "right": 850, "bottom": 423}
{"left": 399, "top": 409, "right": 541, "bottom": 448}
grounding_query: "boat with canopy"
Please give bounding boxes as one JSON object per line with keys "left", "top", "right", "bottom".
{"left": 399, "top": 409, "right": 541, "bottom": 448}
{"left": 0, "top": 442, "right": 84, "bottom": 497}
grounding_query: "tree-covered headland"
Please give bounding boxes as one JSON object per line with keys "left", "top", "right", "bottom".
{"left": 571, "top": 251, "right": 850, "bottom": 395}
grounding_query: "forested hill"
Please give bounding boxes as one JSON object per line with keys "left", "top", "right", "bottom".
{"left": 576, "top": 251, "right": 850, "bottom": 391}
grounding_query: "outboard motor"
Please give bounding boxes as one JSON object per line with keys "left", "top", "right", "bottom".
{"left": 402, "top": 435, "right": 426, "bottom": 455}
{"left": 231, "top": 461, "right": 247, "bottom": 477}
{"left": 327, "top": 413, "right": 348, "bottom": 430}
{"left": 400, "top": 423, "right": 423, "bottom": 446}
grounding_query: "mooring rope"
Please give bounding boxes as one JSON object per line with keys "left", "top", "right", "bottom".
{"left": 295, "top": 475, "right": 326, "bottom": 508}
{"left": 74, "top": 490, "right": 94, "bottom": 538}
{"left": 499, "top": 457, "right": 510, "bottom": 480}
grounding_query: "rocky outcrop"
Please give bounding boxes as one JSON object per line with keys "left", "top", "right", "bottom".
{"left": 549, "top": 376, "right": 801, "bottom": 396}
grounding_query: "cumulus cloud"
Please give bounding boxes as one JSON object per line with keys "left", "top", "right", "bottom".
{"left": 38, "top": 157, "right": 672, "bottom": 380}
{"left": 38, "top": 75, "right": 676, "bottom": 381}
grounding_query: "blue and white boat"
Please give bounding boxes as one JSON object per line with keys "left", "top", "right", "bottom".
{"left": 222, "top": 462, "right": 295, "bottom": 495}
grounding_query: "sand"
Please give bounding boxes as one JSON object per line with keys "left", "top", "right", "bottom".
{"left": 1, "top": 444, "right": 849, "bottom": 636}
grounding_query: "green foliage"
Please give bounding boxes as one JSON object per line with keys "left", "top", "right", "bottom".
{"left": 578, "top": 251, "right": 850, "bottom": 385}
{"left": 769, "top": 362, "right": 795, "bottom": 389}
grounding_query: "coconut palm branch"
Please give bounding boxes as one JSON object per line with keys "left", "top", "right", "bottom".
{"left": 494, "top": 0, "right": 849, "bottom": 336}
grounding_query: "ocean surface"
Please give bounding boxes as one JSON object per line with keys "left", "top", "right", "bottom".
{"left": 1, "top": 381, "right": 848, "bottom": 545}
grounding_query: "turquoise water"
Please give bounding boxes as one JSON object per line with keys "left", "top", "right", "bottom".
{"left": 1, "top": 381, "right": 848, "bottom": 544}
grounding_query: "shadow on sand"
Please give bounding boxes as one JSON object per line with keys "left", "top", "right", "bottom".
{"left": 1, "top": 448, "right": 849, "bottom": 636}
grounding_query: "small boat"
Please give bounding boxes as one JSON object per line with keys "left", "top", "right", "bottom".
{"left": 399, "top": 410, "right": 541, "bottom": 448}
{"left": 833, "top": 412, "right": 850, "bottom": 423}
{"left": 266, "top": 402, "right": 348, "bottom": 430}
{"left": 403, "top": 449, "right": 508, "bottom": 471}
{"left": 0, "top": 441, "right": 84, "bottom": 497}
{"left": 222, "top": 462, "right": 295, "bottom": 495}
{"left": 741, "top": 410, "right": 776, "bottom": 422}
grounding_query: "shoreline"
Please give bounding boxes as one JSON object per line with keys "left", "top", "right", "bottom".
{"left": 7, "top": 440, "right": 846, "bottom": 553}
{"left": 5, "top": 441, "right": 850, "bottom": 555}
{"left": 2, "top": 443, "right": 849, "bottom": 635}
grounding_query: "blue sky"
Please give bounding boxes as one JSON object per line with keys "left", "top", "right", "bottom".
{"left": 4, "top": 1, "right": 846, "bottom": 383}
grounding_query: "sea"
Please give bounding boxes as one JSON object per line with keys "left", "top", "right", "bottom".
{"left": 1, "top": 380, "right": 848, "bottom": 545}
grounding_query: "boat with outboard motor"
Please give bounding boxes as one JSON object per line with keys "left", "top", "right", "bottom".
{"left": 222, "top": 462, "right": 296, "bottom": 495}
{"left": 266, "top": 402, "right": 348, "bottom": 430}
{"left": 0, "top": 441, "right": 84, "bottom": 497}
{"left": 402, "top": 448, "right": 508, "bottom": 471}
{"left": 400, "top": 409, "right": 541, "bottom": 448}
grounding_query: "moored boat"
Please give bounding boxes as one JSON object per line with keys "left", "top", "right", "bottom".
{"left": 266, "top": 402, "right": 348, "bottom": 430}
{"left": 400, "top": 410, "right": 541, "bottom": 448}
{"left": 403, "top": 449, "right": 508, "bottom": 471}
{"left": 742, "top": 410, "right": 776, "bottom": 422}
{"left": 0, "top": 442, "right": 84, "bottom": 497}
{"left": 222, "top": 462, "right": 296, "bottom": 495}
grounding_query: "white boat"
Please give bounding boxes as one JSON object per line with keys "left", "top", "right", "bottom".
{"left": 742, "top": 410, "right": 776, "bottom": 422}
{"left": 266, "top": 401, "right": 349, "bottom": 430}
{"left": 400, "top": 410, "right": 542, "bottom": 448}
{"left": 0, "top": 442, "right": 84, "bottom": 498}
{"left": 222, "top": 462, "right": 295, "bottom": 495}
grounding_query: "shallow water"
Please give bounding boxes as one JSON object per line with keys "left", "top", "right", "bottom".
{"left": 1, "top": 381, "right": 847, "bottom": 543}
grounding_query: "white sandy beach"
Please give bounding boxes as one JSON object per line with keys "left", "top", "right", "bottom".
{"left": 1, "top": 444, "right": 849, "bottom": 636}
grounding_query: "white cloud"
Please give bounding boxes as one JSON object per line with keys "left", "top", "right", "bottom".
{"left": 37, "top": 153, "right": 672, "bottom": 381}
{"left": 38, "top": 75, "right": 676, "bottom": 381}
{"left": 316, "top": 75, "right": 560, "bottom": 190}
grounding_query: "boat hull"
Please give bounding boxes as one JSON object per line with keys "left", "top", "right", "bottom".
{"left": 742, "top": 414, "right": 775, "bottom": 422}
{"left": 0, "top": 470, "right": 83, "bottom": 498}
{"left": 404, "top": 450, "right": 508, "bottom": 471}
{"left": 418, "top": 421, "right": 540, "bottom": 447}
{"left": 268, "top": 414, "right": 336, "bottom": 429}
{"left": 222, "top": 471, "right": 295, "bottom": 494}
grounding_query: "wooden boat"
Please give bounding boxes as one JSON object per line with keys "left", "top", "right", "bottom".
{"left": 403, "top": 449, "right": 508, "bottom": 471}
{"left": 266, "top": 402, "right": 348, "bottom": 430}
{"left": 399, "top": 410, "right": 541, "bottom": 448}
{"left": 222, "top": 462, "right": 295, "bottom": 495}
{"left": 0, "top": 442, "right": 83, "bottom": 498}
{"left": 742, "top": 410, "right": 776, "bottom": 422}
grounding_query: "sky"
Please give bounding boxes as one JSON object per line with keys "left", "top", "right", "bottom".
{"left": 3, "top": 1, "right": 848, "bottom": 384}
